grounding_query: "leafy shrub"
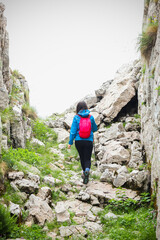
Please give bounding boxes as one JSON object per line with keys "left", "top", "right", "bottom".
{"left": 138, "top": 21, "right": 158, "bottom": 59}
{"left": 2, "top": 147, "right": 41, "bottom": 167}
{"left": 22, "top": 103, "right": 38, "bottom": 120}
{"left": 32, "top": 120, "right": 57, "bottom": 143}
{"left": 0, "top": 204, "right": 17, "bottom": 239}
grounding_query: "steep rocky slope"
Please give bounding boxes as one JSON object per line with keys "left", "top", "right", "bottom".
{"left": 0, "top": 3, "right": 34, "bottom": 153}
{"left": 138, "top": 0, "right": 160, "bottom": 238}
{"left": 0, "top": 1, "right": 159, "bottom": 239}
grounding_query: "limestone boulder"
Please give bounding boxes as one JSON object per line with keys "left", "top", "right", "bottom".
{"left": 90, "top": 111, "right": 101, "bottom": 126}
{"left": 97, "top": 122, "right": 124, "bottom": 145}
{"left": 55, "top": 201, "right": 70, "bottom": 223}
{"left": 37, "top": 187, "right": 52, "bottom": 205}
{"left": 43, "top": 176, "right": 55, "bottom": 186}
{"left": 100, "top": 169, "right": 114, "bottom": 183}
{"left": 27, "top": 172, "right": 40, "bottom": 184}
{"left": 128, "top": 141, "right": 143, "bottom": 169}
{"left": 85, "top": 181, "right": 140, "bottom": 202}
{"left": 45, "top": 118, "right": 64, "bottom": 129}
{"left": 95, "top": 61, "right": 141, "bottom": 122}
{"left": 59, "top": 225, "right": 87, "bottom": 237}
{"left": 30, "top": 138, "right": 45, "bottom": 147}
{"left": 77, "top": 191, "right": 90, "bottom": 202}
{"left": 104, "top": 212, "right": 118, "bottom": 219}
{"left": 126, "top": 170, "right": 150, "bottom": 191}
{"left": 95, "top": 79, "right": 113, "bottom": 99}
{"left": 84, "top": 222, "right": 102, "bottom": 233}
{"left": 8, "top": 171, "right": 24, "bottom": 180}
{"left": 53, "top": 128, "right": 69, "bottom": 143}
{"left": 14, "top": 179, "right": 39, "bottom": 194}
{"left": 24, "top": 194, "right": 55, "bottom": 225}
{"left": 9, "top": 201, "right": 21, "bottom": 216}
{"left": 63, "top": 112, "right": 75, "bottom": 129}
{"left": 113, "top": 174, "right": 128, "bottom": 188}
{"left": 99, "top": 163, "right": 121, "bottom": 173}
{"left": 101, "top": 140, "right": 130, "bottom": 165}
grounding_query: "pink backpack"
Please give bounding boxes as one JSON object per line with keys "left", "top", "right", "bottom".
{"left": 78, "top": 115, "right": 91, "bottom": 138}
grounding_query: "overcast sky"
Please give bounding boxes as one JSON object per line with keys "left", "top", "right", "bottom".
{"left": 2, "top": 0, "right": 144, "bottom": 117}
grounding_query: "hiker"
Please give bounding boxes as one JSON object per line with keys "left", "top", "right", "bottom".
{"left": 68, "top": 101, "right": 98, "bottom": 184}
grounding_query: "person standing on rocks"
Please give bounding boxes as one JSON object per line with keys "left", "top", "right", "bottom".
{"left": 68, "top": 101, "right": 98, "bottom": 184}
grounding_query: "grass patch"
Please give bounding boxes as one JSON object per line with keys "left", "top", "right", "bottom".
{"left": 137, "top": 20, "right": 158, "bottom": 59}
{"left": 98, "top": 208, "right": 156, "bottom": 240}
{"left": 22, "top": 103, "right": 38, "bottom": 120}
{"left": 2, "top": 181, "right": 24, "bottom": 205}
{"left": 51, "top": 189, "right": 67, "bottom": 204}
{"left": 8, "top": 224, "right": 51, "bottom": 240}
{"left": 94, "top": 193, "right": 156, "bottom": 240}
{"left": 2, "top": 147, "right": 41, "bottom": 168}
{"left": 0, "top": 107, "right": 14, "bottom": 124}
{"left": 32, "top": 120, "right": 57, "bottom": 143}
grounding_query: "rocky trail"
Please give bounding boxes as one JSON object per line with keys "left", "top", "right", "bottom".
{"left": 0, "top": 60, "right": 154, "bottom": 240}
{"left": 0, "top": 1, "right": 160, "bottom": 238}
{"left": 5, "top": 150, "right": 141, "bottom": 240}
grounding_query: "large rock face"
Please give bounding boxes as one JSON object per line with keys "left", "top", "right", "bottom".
{"left": 138, "top": 1, "right": 160, "bottom": 238}
{"left": 0, "top": 4, "right": 32, "bottom": 149}
{"left": 95, "top": 61, "right": 141, "bottom": 122}
{"left": 0, "top": 3, "right": 9, "bottom": 111}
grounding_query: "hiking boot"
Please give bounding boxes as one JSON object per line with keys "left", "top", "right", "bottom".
{"left": 83, "top": 170, "right": 89, "bottom": 184}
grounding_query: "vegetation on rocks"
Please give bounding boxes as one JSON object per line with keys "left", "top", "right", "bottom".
{"left": 22, "top": 103, "right": 38, "bottom": 120}
{"left": 137, "top": 19, "right": 158, "bottom": 59}
{"left": 0, "top": 204, "right": 17, "bottom": 239}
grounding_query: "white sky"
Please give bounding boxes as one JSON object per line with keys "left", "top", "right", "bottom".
{"left": 2, "top": 0, "right": 144, "bottom": 117}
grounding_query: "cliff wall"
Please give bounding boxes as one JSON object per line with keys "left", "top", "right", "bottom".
{"left": 0, "top": 3, "right": 32, "bottom": 153}
{"left": 138, "top": 0, "right": 160, "bottom": 238}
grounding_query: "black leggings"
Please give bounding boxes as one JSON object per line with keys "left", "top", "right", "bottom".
{"left": 75, "top": 140, "right": 93, "bottom": 171}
